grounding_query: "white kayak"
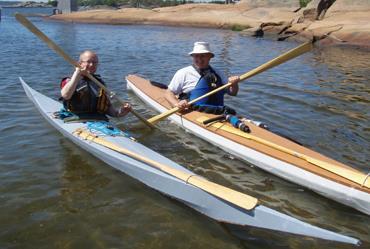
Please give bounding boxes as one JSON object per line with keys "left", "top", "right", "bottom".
{"left": 20, "top": 77, "right": 360, "bottom": 245}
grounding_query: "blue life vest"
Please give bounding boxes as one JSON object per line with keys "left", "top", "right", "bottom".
{"left": 189, "top": 66, "right": 225, "bottom": 106}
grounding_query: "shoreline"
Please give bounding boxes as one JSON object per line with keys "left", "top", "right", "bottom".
{"left": 48, "top": 3, "right": 370, "bottom": 49}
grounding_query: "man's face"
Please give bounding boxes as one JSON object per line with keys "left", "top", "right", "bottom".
{"left": 79, "top": 52, "right": 99, "bottom": 74}
{"left": 192, "top": 53, "right": 212, "bottom": 69}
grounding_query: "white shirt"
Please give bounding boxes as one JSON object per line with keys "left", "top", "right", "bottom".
{"left": 168, "top": 66, "right": 228, "bottom": 95}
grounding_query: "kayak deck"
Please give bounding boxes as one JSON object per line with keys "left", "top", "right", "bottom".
{"left": 126, "top": 74, "right": 370, "bottom": 215}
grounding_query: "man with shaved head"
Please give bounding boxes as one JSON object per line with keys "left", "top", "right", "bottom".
{"left": 60, "top": 50, "right": 131, "bottom": 118}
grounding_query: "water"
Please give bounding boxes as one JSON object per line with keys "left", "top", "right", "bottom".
{"left": 1, "top": 8, "right": 369, "bottom": 249}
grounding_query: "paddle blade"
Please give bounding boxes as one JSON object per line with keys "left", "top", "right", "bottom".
{"left": 188, "top": 176, "right": 258, "bottom": 210}
{"left": 196, "top": 117, "right": 370, "bottom": 189}
{"left": 75, "top": 128, "right": 258, "bottom": 211}
{"left": 306, "top": 157, "right": 370, "bottom": 189}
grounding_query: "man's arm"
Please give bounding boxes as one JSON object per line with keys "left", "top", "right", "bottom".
{"left": 165, "top": 69, "right": 190, "bottom": 110}
{"left": 61, "top": 68, "right": 82, "bottom": 100}
{"left": 165, "top": 89, "right": 189, "bottom": 110}
{"left": 165, "top": 89, "right": 180, "bottom": 107}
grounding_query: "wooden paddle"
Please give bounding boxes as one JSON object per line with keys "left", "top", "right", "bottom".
{"left": 147, "top": 41, "right": 313, "bottom": 124}
{"left": 196, "top": 116, "right": 370, "bottom": 189}
{"left": 15, "top": 13, "right": 154, "bottom": 129}
{"left": 74, "top": 128, "right": 259, "bottom": 210}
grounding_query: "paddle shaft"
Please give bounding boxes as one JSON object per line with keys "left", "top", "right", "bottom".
{"left": 242, "top": 130, "right": 370, "bottom": 188}
{"left": 74, "top": 128, "right": 258, "bottom": 210}
{"left": 199, "top": 116, "right": 370, "bottom": 189}
{"left": 15, "top": 13, "right": 154, "bottom": 129}
{"left": 147, "top": 41, "right": 313, "bottom": 124}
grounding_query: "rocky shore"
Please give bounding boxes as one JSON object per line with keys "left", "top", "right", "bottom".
{"left": 49, "top": 0, "right": 370, "bottom": 48}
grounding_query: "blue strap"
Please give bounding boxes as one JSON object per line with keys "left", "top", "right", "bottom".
{"left": 86, "top": 121, "right": 128, "bottom": 137}
{"left": 58, "top": 108, "right": 77, "bottom": 119}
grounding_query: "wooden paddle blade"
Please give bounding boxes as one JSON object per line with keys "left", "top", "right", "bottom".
{"left": 196, "top": 116, "right": 370, "bottom": 189}
{"left": 74, "top": 128, "right": 259, "bottom": 211}
{"left": 147, "top": 41, "right": 313, "bottom": 125}
{"left": 15, "top": 13, "right": 79, "bottom": 67}
{"left": 188, "top": 176, "right": 258, "bottom": 210}
{"left": 306, "top": 157, "right": 370, "bottom": 189}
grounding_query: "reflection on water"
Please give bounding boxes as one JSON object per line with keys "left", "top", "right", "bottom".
{"left": 219, "top": 33, "right": 232, "bottom": 76}
{"left": 60, "top": 143, "right": 111, "bottom": 214}
{"left": 0, "top": 8, "right": 369, "bottom": 249}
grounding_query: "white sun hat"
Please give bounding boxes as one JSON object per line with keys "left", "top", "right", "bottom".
{"left": 188, "top": 42, "right": 214, "bottom": 57}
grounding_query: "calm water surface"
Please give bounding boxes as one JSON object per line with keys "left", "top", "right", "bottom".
{"left": 0, "top": 8, "right": 369, "bottom": 249}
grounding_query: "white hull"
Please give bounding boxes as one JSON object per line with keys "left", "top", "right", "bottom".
{"left": 126, "top": 77, "right": 370, "bottom": 216}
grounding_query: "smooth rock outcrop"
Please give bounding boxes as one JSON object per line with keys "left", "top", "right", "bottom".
{"left": 328, "top": 0, "right": 370, "bottom": 13}
{"left": 49, "top": 2, "right": 370, "bottom": 48}
{"left": 240, "top": 0, "right": 300, "bottom": 8}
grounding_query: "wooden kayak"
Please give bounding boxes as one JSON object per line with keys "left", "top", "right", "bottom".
{"left": 125, "top": 74, "right": 370, "bottom": 215}
{"left": 20, "top": 77, "right": 360, "bottom": 245}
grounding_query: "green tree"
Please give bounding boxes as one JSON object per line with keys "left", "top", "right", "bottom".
{"left": 300, "top": 0, "right": 312, "bottom": 7}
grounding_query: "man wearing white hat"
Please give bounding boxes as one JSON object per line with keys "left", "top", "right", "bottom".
{"left": 165, "top": 42, "right": 240, "bottom": 113}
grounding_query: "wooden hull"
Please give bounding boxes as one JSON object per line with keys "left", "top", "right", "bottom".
{"left": 126, "top": 74, "right": 370, "bottom": 215}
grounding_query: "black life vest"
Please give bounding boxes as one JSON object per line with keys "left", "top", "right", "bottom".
{"left": 188, "top": 66, "right": 225, "bottom": 106}
{"left": 61, "top": 74, "right": 110, "bottom": 115}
